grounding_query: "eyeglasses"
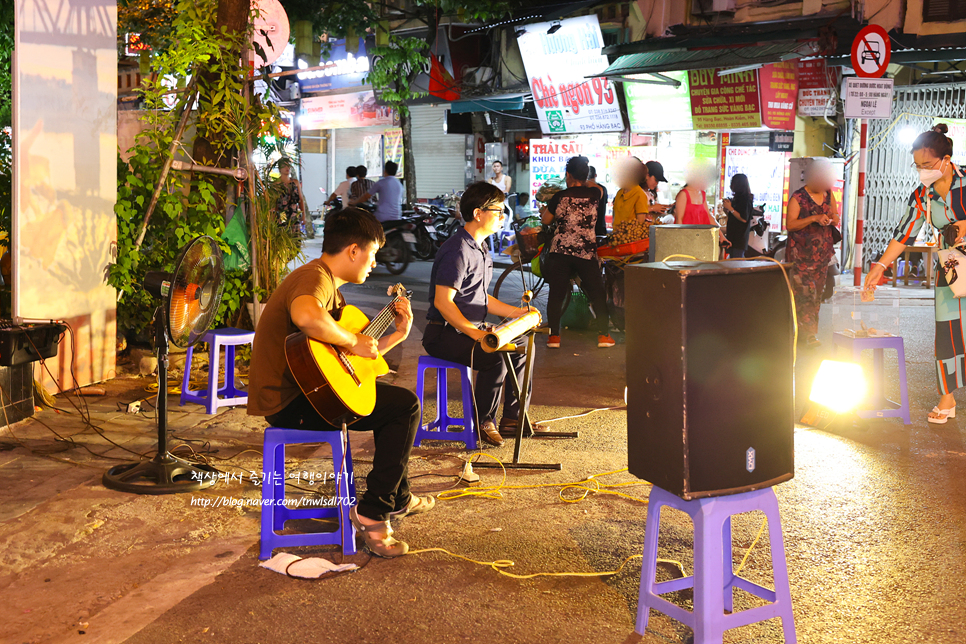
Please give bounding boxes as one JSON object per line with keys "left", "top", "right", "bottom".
{"left": 480, "top": 206, "right": 507, "bottom": 215}
{"left": 911, "top": 160, "right": 943, "bottom": 171}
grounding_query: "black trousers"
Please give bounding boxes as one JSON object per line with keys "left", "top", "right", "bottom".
{"left": 266, "top": 384, "right": 420, "bottom": 522}
{"left": 422, "top": 323, "right": 527, "bottom": 425}
{"left": 543, "top": 252, "right": 609, "bottom": 336}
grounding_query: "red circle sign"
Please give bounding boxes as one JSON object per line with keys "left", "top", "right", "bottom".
{"left": 851, "top": 25, "right": 891, "bottom": 78}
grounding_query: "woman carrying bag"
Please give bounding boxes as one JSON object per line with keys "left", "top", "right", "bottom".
{"left": 865, "top": 124, "right": 966, "bottom": 424}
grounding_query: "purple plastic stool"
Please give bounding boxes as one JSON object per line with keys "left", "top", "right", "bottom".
{"left": 180, "top": 328, "right": 254, "bottom": 414}
{"left": 414, "top": 355, "right": 478, "bottom": 449}
{"left": 637, "top": 486, "right": 796, "bottom": 644}
{"left": 259, "top": 427, "right": 357, "bottom": 560}
{"left": 832, "top": 333, "right": 911, "bottom": 424}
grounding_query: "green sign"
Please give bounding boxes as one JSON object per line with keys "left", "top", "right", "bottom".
{"left": 546, "top": 110, "right": 566, "bottom": 133}
{"left": 623, "top": 71, "right": 694, "bottom": 132}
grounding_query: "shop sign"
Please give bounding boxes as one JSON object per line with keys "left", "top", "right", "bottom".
{"left": 797, "top": 59, "right": 836, "bottom": 117}
{"left": 297, "top": 38, "right": 370, "bottom": 94}
{"left": 528, "top": 135, "right": 624, "bottom": 211}
{"left": 769, "top": 131, "right": 794, "bottom": 152}
{"left": 623, "top": 70, "right": 694, "bottom": 132}
{"left": 758, "top": 62, "right": 798, "bottom": 130}
{"left": 516, "top": 16, "right": 624, "bottom": 134}
{"left": 383, "top": 128, "right": 404, "bottom": 175}
{"left": 688, "top": 68, "right": 761, "bottom": 129}
{"left": 843, "top": 77, "right": 893, "bottom": 119}
{"left": 723, "top": 146, "right": 790, "bottom": 231}
{"left": 299, "top": 90, "right": 394, "bottom": 130}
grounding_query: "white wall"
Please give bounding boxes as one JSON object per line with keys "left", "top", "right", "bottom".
{"left": 300, "top": 152, "right": 328, "bottom": 212}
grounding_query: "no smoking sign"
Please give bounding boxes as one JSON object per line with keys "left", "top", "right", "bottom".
{"left": 851, "top": 24, "right": 892, "bottom": 78}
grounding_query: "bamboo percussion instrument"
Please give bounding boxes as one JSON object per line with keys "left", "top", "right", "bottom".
{"left": 481, "top": 310, "right": 542, "bottom": 353}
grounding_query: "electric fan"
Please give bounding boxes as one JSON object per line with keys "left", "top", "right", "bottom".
{"left": 103, "top": 236, "right": 226, "bottom": 494}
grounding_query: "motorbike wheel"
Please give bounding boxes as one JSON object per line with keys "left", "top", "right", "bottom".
{"left": 414, "top": 228, "right": 436, "bottom": 260}
{"left": 382, "top": 235, "right": 411, "bottom": 275}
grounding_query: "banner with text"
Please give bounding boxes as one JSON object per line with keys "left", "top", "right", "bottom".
{"left": 759, "top": 62, "right": 798, "bottom": 130}
{"left": 300, "top": 91, "right": 395, "bottom": 130}
{"left": 797, "top": 59, "right": 837, "bottom": 117}
{"left": 516, "top": 16, "right": 624, "bottom": 134}
{"left": 689, "top": 68, "right": 762, "bottom": 129}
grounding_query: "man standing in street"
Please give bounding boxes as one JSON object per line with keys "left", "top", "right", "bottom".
{"left": 353, "top": 161, "right": 402, "bottom": 222}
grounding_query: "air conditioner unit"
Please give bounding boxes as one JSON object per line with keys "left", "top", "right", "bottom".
{"left": 691, "top": 0, "right": 737, "bottom": 15}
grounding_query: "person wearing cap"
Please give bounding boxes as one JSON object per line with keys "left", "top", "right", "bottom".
{"left": 644, "top": 160, "right": 669, "bottom": 215}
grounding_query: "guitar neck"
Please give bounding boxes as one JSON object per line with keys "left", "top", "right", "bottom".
{"left": 362, "top": 297, "right": 401, "bottom": 339}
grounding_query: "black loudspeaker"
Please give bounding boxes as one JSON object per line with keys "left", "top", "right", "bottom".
{"left": 625, "top": 260, "right": 794, "bottom": 499}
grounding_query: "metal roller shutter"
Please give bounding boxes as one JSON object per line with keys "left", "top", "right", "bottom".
{"left": 409, "top": 104, "right": 467, "bottom": 200}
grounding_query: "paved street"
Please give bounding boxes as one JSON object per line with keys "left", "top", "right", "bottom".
{"left": 1, "top": 246, "right": 965, "bottom": 644}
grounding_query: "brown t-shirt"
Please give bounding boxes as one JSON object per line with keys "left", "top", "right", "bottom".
{"left": 247, "top": 259, "right": 345, "bottom": 416}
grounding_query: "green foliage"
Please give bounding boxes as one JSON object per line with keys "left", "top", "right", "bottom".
{"left": 0, "top": 1, "right": 12, "bottom": 128}
{"left": 111, "top": 0, "right": 287, "bottom": 337}
{"left": 118, "top": 0, "right": 177, "bottom": 57}
{"left": 303, "top": 0, "right": 514, "bottom": 111}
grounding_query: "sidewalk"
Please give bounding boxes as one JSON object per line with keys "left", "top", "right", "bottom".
{"left": 1, "top": 288, "right": 964, "bottom": 644}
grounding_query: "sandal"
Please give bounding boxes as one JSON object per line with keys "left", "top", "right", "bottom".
{"left": 928, "top": 406, "right": 956, "bottom": 424}
{"left": 348, "top": 507, "right": 409, "bottom": 558}
{"left": 389, "top": 494, "right": 436, "bottom": 519}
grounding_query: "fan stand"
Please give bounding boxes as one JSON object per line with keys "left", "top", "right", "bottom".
{"left": 103, "top": 307, "right": 218, "bottom": 494}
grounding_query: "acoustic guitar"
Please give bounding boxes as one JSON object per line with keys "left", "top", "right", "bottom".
{"left": 285, "top": 283, "right": 410, "bottom": 425}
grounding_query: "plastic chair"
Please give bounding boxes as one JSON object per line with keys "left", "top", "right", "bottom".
{"left": 180, "top": 328, "right": 254, "bottom": 414}
{"left": 414, "top": 355, "right": 478, "bottom": 449}
{"left": 259, "top": 427, "right": 357, "bottom": 560}
{"left": 832, "top": 333, "right": 911, "bottom": 424}
{"left": 637, "top": 485, "right": 796, "bottom": 643}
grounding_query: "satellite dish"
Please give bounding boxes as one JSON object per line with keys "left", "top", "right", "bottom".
{"left": 103, "top": 236, "right": 226, "bottom": 494}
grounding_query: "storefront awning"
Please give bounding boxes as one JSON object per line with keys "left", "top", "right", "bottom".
{"left": 449, "top": 94, "right": 528, "bottom": 114}
{"left": 597, "top": 40, "right": 821, "bottom": 81}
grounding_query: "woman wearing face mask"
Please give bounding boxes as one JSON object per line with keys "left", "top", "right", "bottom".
{"left": 865, "top": 124, "right": 966, "bottom": 423}
{"left": 786, "top": 158, "right": 840, "bottom": 348}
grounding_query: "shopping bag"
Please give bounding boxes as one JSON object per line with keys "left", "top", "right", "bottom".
{"left": 938, "top": 245, "right": 966, "bottom": 297}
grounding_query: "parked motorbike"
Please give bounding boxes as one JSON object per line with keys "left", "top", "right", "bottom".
{"left": 377, "top": 218, "right": 418, "bottom": 275}
{"left": 407, "top": 204, "right": 441, "bottom": 260}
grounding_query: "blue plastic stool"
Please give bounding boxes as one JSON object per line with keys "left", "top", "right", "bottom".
{"left": 259, "top": 427, "right": 357, "bottom": 560}
{"left": 414, "top": 355, "right": 478, "bottom": 449}
{"left": 180, "top": 328, "right": 254, "bottom": 414}
{"left": 637, "top": 486, "right": 796, "bottom": 644}
{"left": 832, "top": 333, "right": 911, "bottom": 424}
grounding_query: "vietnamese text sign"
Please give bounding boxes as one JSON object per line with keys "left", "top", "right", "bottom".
{"left": 528, "top": 136, "right": 622, "bottom": 210}
{"left": 300, "top": 91, "right": 394, "bottom": 130}
{"left": 516, "top": 16, "right": 624, "bottom": 134}
{"left": 759, "top": 62, "right": 798, "bottom": 130}
{"left": 297, "top": 39, "right": 370, "bottom": 94}
{"left": 843, "top": 77, "right": 894, "bottom": 119}
{"left": 797, "top": 59, "right": 836, "bottom": 117}
{"left": 689, "top": 68, "right": 761, "bottom": 129}
{"left": 624, "top": 70, "right": 693, "bottom": 132}
{"left": 723, "top": 146, "right": 789, "bottom": 231}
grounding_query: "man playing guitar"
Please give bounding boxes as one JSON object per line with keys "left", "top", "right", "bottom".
{"left": 248, "top": 208, "right": 433, "bottom": 558}
{"left": 423, "top": 182, "right": 547, "bottom": 447}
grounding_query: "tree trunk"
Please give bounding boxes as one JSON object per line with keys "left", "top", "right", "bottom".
{"left": 400, "top": 108, "right": 417, "bottom": 205}
{"left": 191, "top": 0, "right": 249, "bottom": 169}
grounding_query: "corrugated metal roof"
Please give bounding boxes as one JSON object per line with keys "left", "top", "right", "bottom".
{"left": 598, "top": 40, "right": 821, "bottom": 78}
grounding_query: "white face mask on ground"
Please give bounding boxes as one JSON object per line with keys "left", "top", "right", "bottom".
{"left": 920, "top": 159, "right": 947, "bottom": 188}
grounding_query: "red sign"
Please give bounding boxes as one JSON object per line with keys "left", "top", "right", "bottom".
{"left": 688, "top": 68, "right": 761, "bottom": 129}
{"left": 851, "top": 24, "right": 891, "bottom": 78}
{"left": 758, "top": 62, "right": 798, "bottom": 130}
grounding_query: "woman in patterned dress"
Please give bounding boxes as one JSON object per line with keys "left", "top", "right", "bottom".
{"left": 786, "top": 158, "right": 840, "bottom": 347}
{"left": 274, "top": 158, "right": 309, "bottom": 237}
{"left": 865, "top": 124, "right": 966, "bottom": 423}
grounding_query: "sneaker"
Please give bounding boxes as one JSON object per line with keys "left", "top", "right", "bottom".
{"left": 547, "top": 335, "right": 561, "bottom": 348}
{"left": 598, "top": 335, "right": 616, "bottom": 348}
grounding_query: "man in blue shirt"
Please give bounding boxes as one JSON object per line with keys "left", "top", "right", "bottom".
{"left": 355, "top": 160, "right": 402, "bottom": 222}
{"left": 423, "top": 182, "right": 545, "bottom": 446}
